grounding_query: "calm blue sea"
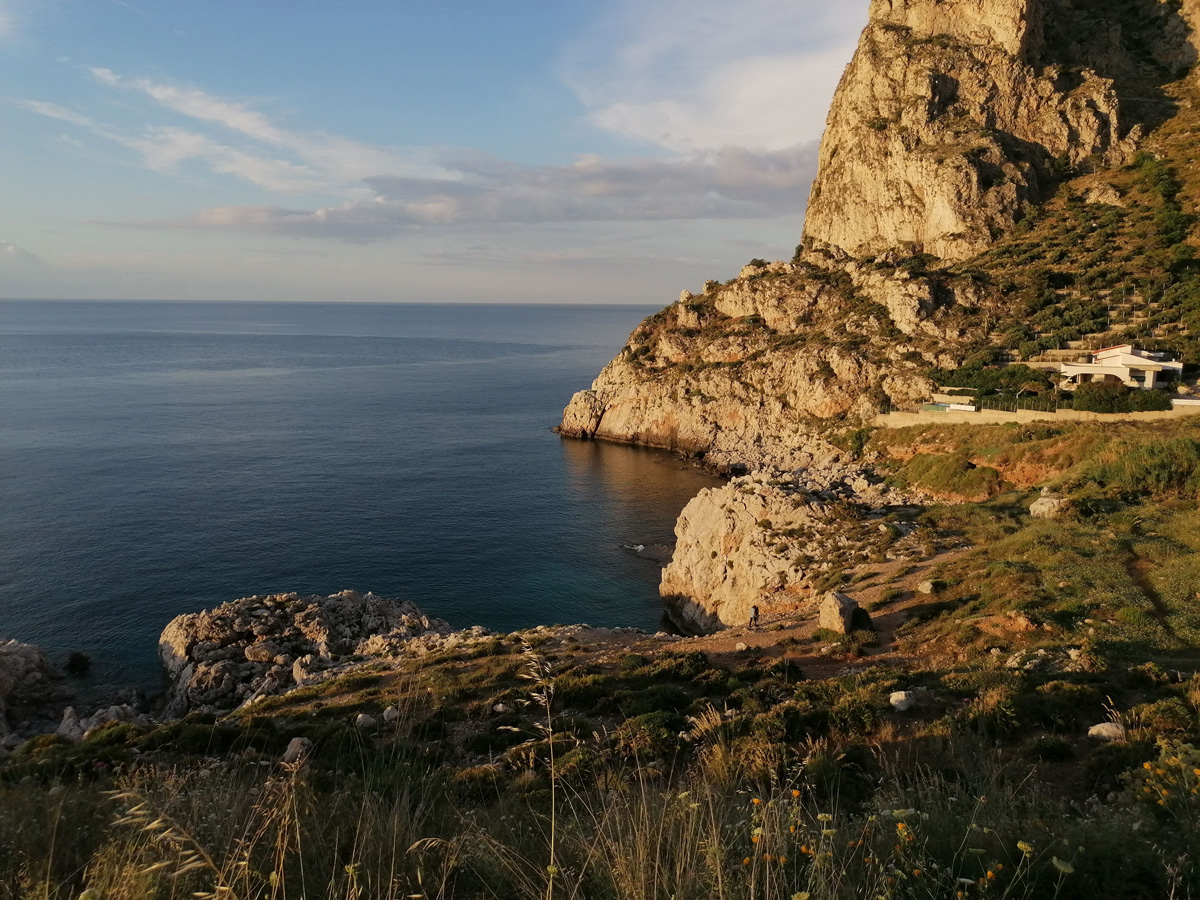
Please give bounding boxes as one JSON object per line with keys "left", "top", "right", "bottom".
{"left": 0, "top": 300, "right": 716, "bottom": 695}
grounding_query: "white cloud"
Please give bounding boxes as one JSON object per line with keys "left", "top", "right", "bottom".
{"left": 0, "top": 2, "right": 12, "bottom": 40}
{"left": 146, "top": 143, "right": 818, "bottom": 240}
{"left": 0, "top": 241, "right": 42, "bottom": 265}
{"left": 88, "top": 68, "right": 440, "bottom": 187}
{"left": 17, "top": 100, "right": 95, "bottom": 127}
{"left": 562, "top": 0, "right": 867, "bottom": 151}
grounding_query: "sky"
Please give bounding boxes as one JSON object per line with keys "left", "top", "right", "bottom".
{"left": 0, "top": 0, "right": 869, "bottom": 303}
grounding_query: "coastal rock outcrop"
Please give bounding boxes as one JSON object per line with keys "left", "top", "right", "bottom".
{"left": 159, "top": 591, "right": 461, "bottom": 717}
{"left": 561, "top": 0, "right": 1200, "bottom": 634}
{"left": 661, "top": 470, "right": 924, "bottom": 631}
{"left": 0, "top": 640, "right": 71, "bottom": 743}
{"left": 558, "top": 267, "right": 947, "bottom": 472}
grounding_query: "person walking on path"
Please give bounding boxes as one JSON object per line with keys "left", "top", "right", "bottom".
{"left": 749, "top": 605, "right": 760, "bottom": 629}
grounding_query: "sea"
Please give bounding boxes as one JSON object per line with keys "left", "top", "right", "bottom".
{"left": 0, "top": 300, "right": 718, "bottom": 697}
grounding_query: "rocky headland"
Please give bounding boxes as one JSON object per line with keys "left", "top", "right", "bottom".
{"left": 560, "top": 0, "right": 1200, "bottom": 633}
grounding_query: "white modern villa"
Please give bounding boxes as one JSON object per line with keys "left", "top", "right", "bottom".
{"left": 1033, "top": 344, "right": 1184, "bottom": 390}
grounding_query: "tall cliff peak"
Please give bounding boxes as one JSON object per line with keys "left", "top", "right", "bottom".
{"left": 801, "top": 0, "right": 1198, "bottom": 263}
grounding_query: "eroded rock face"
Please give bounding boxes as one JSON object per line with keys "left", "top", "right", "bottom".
{"left": 802, "top": 0, "right": 1149, "bottom": 262}
{"left": 0, "top": 640, "right": 71, "bottom": 740}
{"left": 558, "top": 268, "right": 943, "bottom": 472}
{"left": 661, "top": 470, "right": 926, "bottom": 631}
{"left": 159, "top": 591, "right": 461, "bottom": 717}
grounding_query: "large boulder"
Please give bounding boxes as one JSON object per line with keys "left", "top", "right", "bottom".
{"left": 0, "top": 640, "right": 72, "bottom": 739}
{"left": 1030, "top": 490, "right": 1070, "bottom": 520}
{"left": 158, "top": 591, "right": 457, "bottom": 718}
{"left": 819, "top": 592, "right": 871, "bottom": 635}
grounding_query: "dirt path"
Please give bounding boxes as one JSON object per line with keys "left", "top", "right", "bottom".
{"left": 661, "top": 547, "right": 974, "bottom": 677}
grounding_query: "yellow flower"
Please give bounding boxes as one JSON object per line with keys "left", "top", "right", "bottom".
{"left": 817, "top": 812, "right": 833, "bottom": 822}
{"left": 752, "top": 798, "right": 762, "bottom": 805}
{"left": 1052, "top": 857, "right": 1075, "bottom": 875}
{"left": 1017, "top": 841, "right": 1034, "bottom": 855}
{"left": 791, "top": 893, "right": 810, "bottom": 900}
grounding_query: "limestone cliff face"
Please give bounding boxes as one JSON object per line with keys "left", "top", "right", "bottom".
{"left": 801, "top": 0, "right": 1152, "bottom": 262}
{"left": 559, "top": 261, "right": 981, "bottom": 472}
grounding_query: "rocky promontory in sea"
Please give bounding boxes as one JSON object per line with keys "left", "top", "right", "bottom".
{"left": 560, "top": 0, "right": 1200, "bottom": 632}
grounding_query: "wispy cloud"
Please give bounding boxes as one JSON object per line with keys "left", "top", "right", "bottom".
{"left": 0, "top": 2, "right": 13, "bottom": 41}
{"left": 561, "top": 0, "right": 867, "bottom": 152}
{"left": 146, "top": 144, "right": 817, "bottom": 240}
{"left": 16, "top": 1, "right": 859, "bottom": 246}
{"left": 88, "top": 68, "right": 438, "bottom": 188}
{"left": 0, "top": 240, "right": 42, "bottom": 265}
{"left": 16, "top": 100, "right": 95, "bottom": 127}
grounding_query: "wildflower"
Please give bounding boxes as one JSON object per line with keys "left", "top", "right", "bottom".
{"left": 823, "top": 829, "right": 838, "bottom": 837}
{"left": 1017, "top": 841, "right": 1034, "bottom": 855}
{"left": 780, "top": 856, "right": 788, "bottom": 863}
{"left": 790, "top": 825, "right": 796, "bottom": 833}
{"left": 817, "top": 812, "right": 833, "bottom": 822}
{"left": 791, "top": 893, "right": 811, "bottom": 900}
{"left": 792, "top": 789, "right": 801, "bottom": 798}
{"left": 892, "top": 808, "right": 916, "bottom": 818}
{"left": 743, "top": 857, "right": 751, "bottom": 866}
{"left": 752, "top": 798, "right": 762, "bottom": 805}
{"left": 1052, "top": 857, "right": 1075, "bottom": 875}
{"left": 751, "top": 835, "right": 760, "bottom": 843}
{"left": 987, "top": 870, "right": 996, "bottom": 880}
{"left": 913, "top": 869, "right": 923, "bottom": 877}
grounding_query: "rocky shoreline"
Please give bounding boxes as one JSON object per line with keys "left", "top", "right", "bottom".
{"left": 0, "top": 589, "right": 686, "bottom": 757}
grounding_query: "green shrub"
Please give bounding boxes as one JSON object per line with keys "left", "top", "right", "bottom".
{"left": 1073, "top": 382, "right": 1133, "bottom": 413}
{"left": 614, "top": 711, "right": 686, "bottom": 758}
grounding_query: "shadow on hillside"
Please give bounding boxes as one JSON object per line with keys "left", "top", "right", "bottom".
{"left": 1041, "top": 0, "right": 1198, "bottom": 134}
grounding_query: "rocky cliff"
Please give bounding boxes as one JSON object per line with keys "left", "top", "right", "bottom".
{"left": 561, "top": 0, "right": 1200, "bottom": 630}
